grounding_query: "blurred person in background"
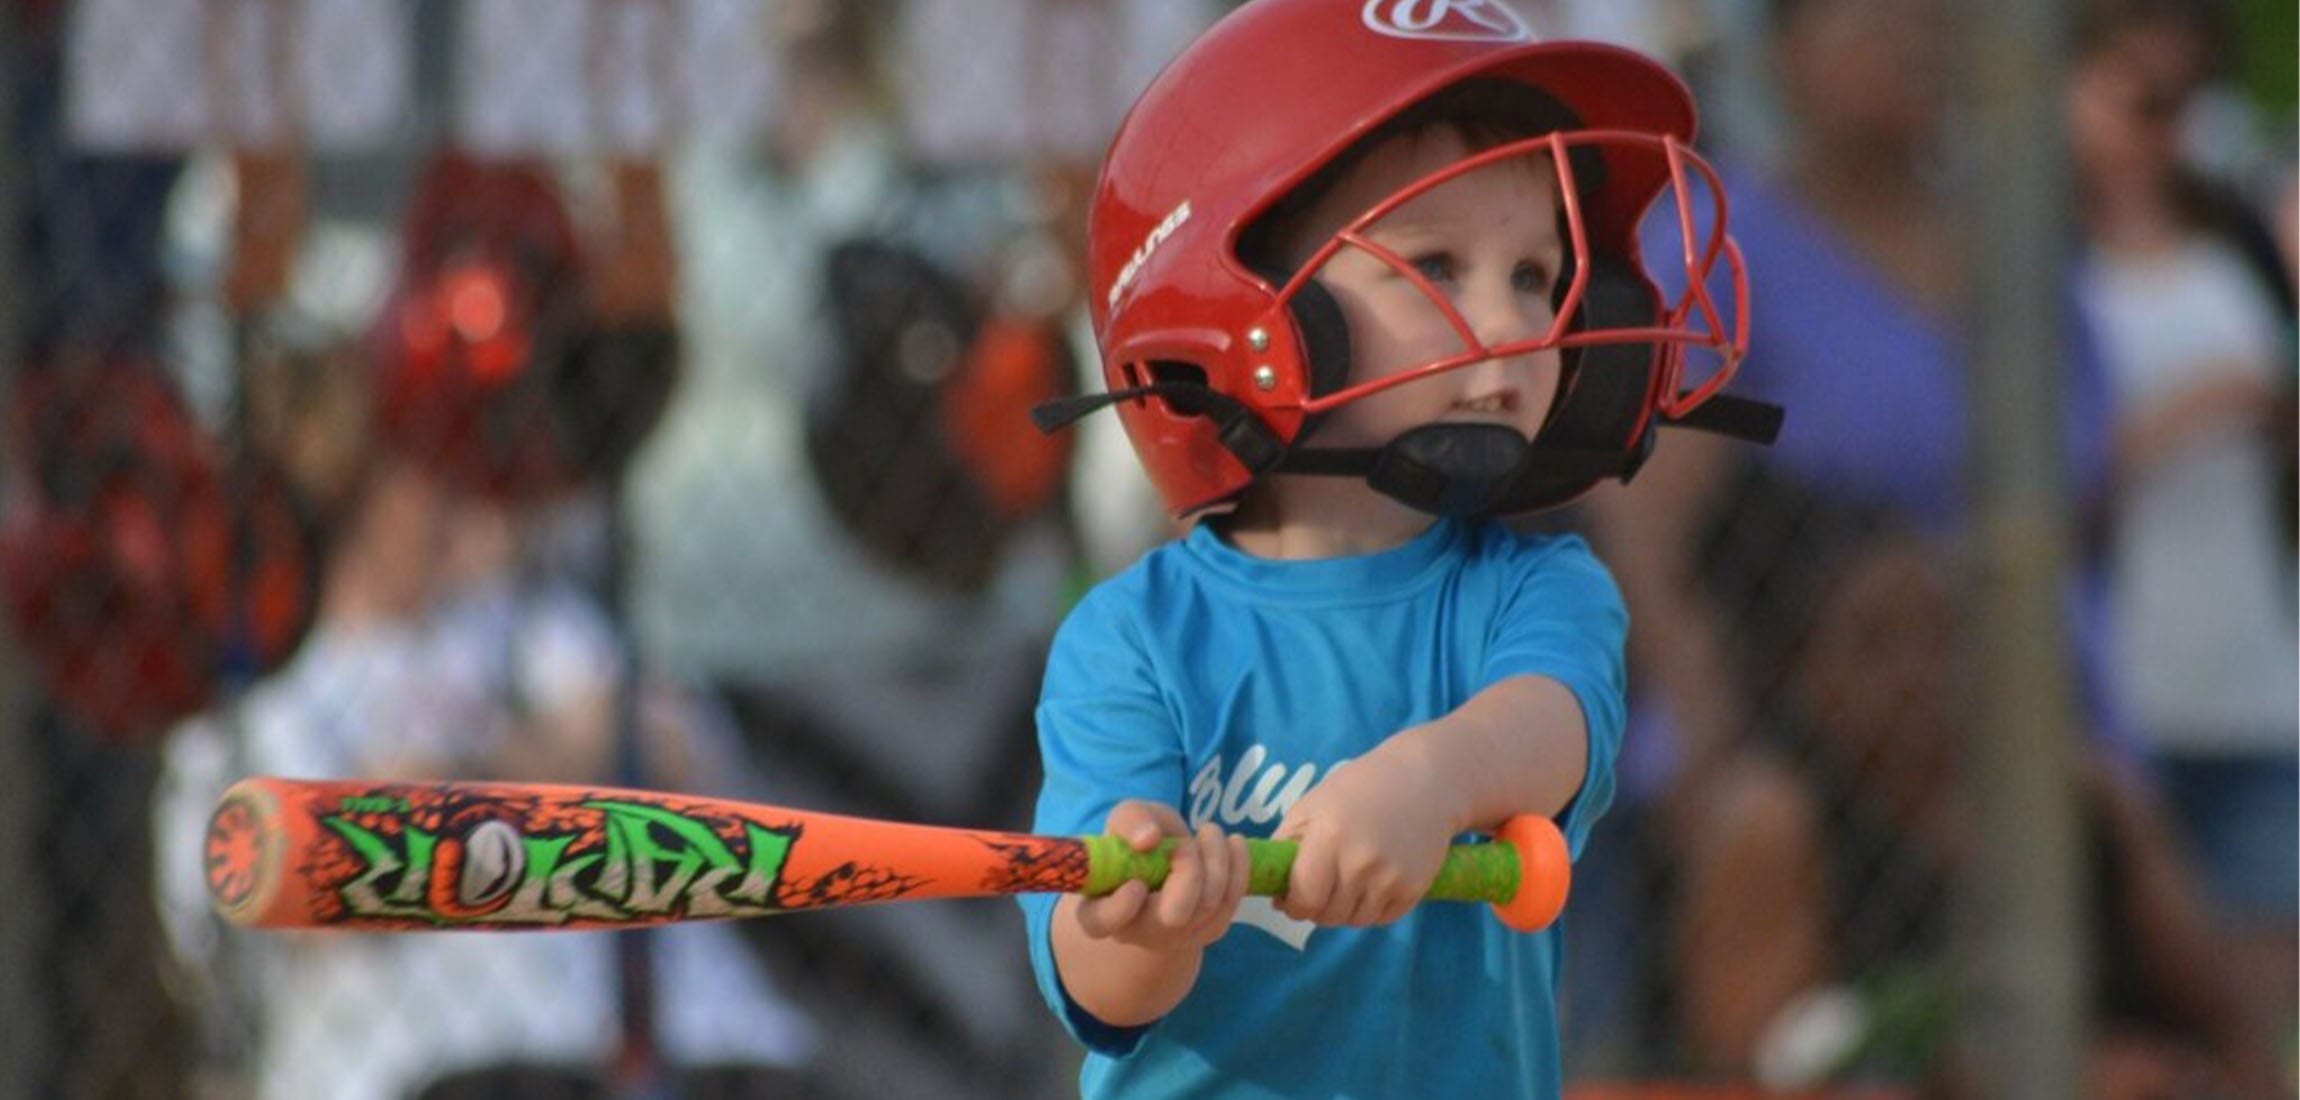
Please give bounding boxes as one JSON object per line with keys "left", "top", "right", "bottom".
{"left": 625, "top": 0, "right": 1075, "bottom": 810}
{"left": 4, "top": 1, "right": 194, "bottom": 1092}
{"left": 1594, "top": 0, "right": 2119, "bottom": 820}
{"left": 620, "top": 4, "right": 1096, "bottom": 1095}
{"left": 152, "top": 145, "right": 818, "bottom": 1100}
{"left": 626, "top": 0, "right": 986, "bottom": 687}
{"left": 893, "top": 0, "right": 1219, "bottom": 582}
{"left": 2066, "top": 0, "right": 2299, "bottom": 1051}
{"left": 1591, "top": 473, "right": 2288, "bottom": 1098}
{"left": 1567, "top": 0, "right": 2128, "bottom": 1080}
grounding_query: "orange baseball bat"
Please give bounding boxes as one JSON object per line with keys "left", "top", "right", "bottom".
{"left": 206, "top": 777, "right": 1572, "bottom": 934}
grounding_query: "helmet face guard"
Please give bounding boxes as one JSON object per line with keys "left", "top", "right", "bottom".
{"left": 1041, "top": 128, "right": 1771, "bottom": 518}
{"left": 1238, "top": 129, "right": 1754, "bottom": 517}
{"left": 1266, "top": 129, "right": 1748, "bottom": 426}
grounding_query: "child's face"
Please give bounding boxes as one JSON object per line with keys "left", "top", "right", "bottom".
{"left": 1279, "top": 128, "right": 1566, "bottom": 450}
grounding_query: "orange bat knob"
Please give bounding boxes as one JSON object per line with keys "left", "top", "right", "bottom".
{"left": 1490, "top": 814, "right": 1571, "bottom": 932}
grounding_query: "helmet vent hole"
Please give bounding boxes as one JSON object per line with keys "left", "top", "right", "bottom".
{"left": 1147, "top": 361, "right": 1212, "bottom": 416}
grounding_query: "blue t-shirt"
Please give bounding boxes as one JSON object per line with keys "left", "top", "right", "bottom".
{"left": 1020, "top": 518, "right": 1627, "bottom": 1100}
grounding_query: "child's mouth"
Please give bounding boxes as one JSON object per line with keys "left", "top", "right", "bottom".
{"left": 1452, "top": 391, "right": 1518, "bottom": 415}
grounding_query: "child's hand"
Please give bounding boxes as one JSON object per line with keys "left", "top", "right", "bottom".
{"left": 1274, "top": 742, "right": 1459, "bottom": 927}
{"left": 1073, "top": 800, "right": 1250, "bottom": 952}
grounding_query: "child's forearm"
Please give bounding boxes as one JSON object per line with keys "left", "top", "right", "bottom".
{"left": 1049, "top": 895, "right": 1202, "bottom": 1027}
{"left": 1387, "top": 675, "right": 1590, "bottom": 834}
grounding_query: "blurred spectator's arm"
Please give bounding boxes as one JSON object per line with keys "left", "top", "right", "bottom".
{"left": 1670, "top": 754, "right": 1831, "bottom": 1075}
{"left": 224, "top": 149, "right": 308, "bottom": 316}
{"left": 590, "top": 159, "right": 676, "bottom": 325}
{"left": 2084, "top": 761, "right": 2293, "bottom": 1100}
{"left": 2110, "top": 369, "right": 2282, "bottom": 483}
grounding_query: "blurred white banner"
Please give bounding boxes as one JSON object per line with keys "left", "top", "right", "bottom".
{"left": 69, "top": 0, "right": 409, "bottom": 151}
{"left": 67, "top": 0, "right": 774, "bottom": 155}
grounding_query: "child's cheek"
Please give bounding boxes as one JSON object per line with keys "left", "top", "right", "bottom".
{"left": 1356, "top": 315, "right": 1467, "bottom": 387}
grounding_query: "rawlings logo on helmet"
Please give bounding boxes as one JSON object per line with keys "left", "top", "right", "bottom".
{"left": 1361, "top": 0, "right": 1532, "bottom": 43}
{"left": 1107, "top": 200, "right": 1193, "bottom": 312}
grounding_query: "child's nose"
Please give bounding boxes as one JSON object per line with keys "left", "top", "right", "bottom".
{"left": 1463, "top": 280, "right": 1552, "bottom": 354}
{"left": 1456, "top": 350, "right": 1519, "bottom": 395}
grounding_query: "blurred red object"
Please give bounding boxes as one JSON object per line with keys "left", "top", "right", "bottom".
{"left": 805, "top": 238, "right": 1078, "bottom": 594}
{"left": 941, "top": 313, "right": 1076, "bottom": 521}
{"left": 371, "top": 152, "right": 674, "bottom": 502}
{"left": 0, "top": 362, "right": 318, "bottom": 739}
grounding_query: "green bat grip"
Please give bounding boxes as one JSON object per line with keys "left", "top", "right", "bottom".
{"left": 1076, "top": 814, "right": 1570, "bottom": 932}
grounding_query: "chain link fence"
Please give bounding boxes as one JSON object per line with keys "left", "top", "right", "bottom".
{"left": 4, "top": 2, "right": 2292, "bottom": 1099}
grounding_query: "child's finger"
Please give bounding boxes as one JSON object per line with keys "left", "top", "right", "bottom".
{"left": 1372, "top": 889, "right": 1417, "bottom": 926}
{"left": 1189, "top": 824, "right": 1232, "bottom": 926}
{"left": 1106, "top": 800, "right": 1187, "bottom": 850}
{"left": 1153, "top": 834, "right": 1206, "bottom": 927}
{"left": 1076, "top": 881, "right": 1149, "bottom": 939}
{"left": 1221, "top": 834, "right": 1252, "bottom": 907}
{"left": 1344, "top": 889, "right": 1397, "bottom": 927}
{"left": 1314, "top": 879, "right": 1365, "bottom": 926}
{"left": 1279, "top": 841, "right": 1334, "bottom": 921}
{"left": 1341, "top": 865, "right": 1408, "bottom": 926}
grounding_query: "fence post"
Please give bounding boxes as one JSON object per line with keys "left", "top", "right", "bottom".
{"left": 1957, "top": 0, "right": 2088, "bottom": 1095}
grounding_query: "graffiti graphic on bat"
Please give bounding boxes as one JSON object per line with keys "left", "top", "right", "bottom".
{"left": 308, "top": 796, "right": 928, "bottom": 927}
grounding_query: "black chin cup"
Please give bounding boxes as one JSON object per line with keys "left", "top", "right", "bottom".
{"left": 1362, "top": 424, "right": 1534, "bottom": 517}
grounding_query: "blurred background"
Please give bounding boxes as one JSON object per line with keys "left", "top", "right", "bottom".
{"left": 0, "top": 0, "right": 2289, "bottom": 1098}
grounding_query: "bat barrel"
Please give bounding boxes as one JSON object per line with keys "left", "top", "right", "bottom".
{"left": 207, "top": 776, "right": 1103, "bottom": 931}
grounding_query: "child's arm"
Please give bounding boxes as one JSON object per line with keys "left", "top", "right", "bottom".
{"left": 1050, "top": 799, "right": 1252, "bottom": 1026}
{"left": 1276, "top": 675, "right": 1586, "bottom": 926}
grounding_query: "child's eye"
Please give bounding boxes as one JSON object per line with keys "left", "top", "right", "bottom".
{"left": 1512, "top": 261, "right": 1553, "bottom": 295}
{"left": 1409, "top": 253, "right": 1457, "bottom": 283}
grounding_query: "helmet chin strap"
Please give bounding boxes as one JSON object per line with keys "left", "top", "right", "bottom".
{"left": 1277, "top": 387, "right": 1784, "bottom": 518}
{"left": 1033, "top": 378, "right": 1781, "bottom": 518}
{"left": 1278, "top": 424, "right": 1636, "bottom": 517}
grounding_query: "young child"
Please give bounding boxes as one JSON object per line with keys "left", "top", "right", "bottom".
{"left": 1023, "top": 2, "right": 1777, "bottom": 1097}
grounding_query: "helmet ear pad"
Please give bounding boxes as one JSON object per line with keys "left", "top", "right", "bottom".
{"left": 1285, "top": 275, "right": 1354, "bottom": 402}
{"left": 1245, "top": 266, "right": 1355, "bottom": 446}
{"left": 1486, "top": 254, "right": 1661, "bottom": 514}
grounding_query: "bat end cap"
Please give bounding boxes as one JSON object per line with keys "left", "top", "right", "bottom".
{"left": 206, "top": 780, "right": 287, "bottom": 926}
{"left": 1489, "top": 814, "right": 1569, "bottom": 933}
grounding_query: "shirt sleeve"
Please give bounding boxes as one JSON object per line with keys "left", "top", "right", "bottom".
{"left": 1480, "top": 534, "right": 1628, "bottom": 860}
{"left": 1018, "top": 585, "right": 1186, "bottom": 1058}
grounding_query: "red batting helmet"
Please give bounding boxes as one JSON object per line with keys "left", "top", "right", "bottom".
{"left": 1033, "top": 0, "right": 1778, "bottom": 518}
